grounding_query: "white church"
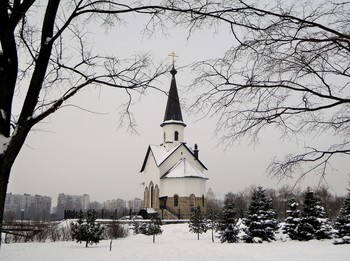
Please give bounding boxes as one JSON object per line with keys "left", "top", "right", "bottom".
{"left": 140, "top": 65, "right": 208, "bottom": 219}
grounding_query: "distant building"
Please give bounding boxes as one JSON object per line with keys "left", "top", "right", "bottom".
{"left": 128, "top": 198, "right": 144, "bottom": 213}
{"left": 4, "top": 193, "right": 51, "bottom": 221}
{"left": 102, "top": 198, "right": 126, "bottom": 211}
{"left": 100, "top": 198, "right": 127, "bottom": 219}
{"left": 206, "top": 188, "right": 216, "bottom": 201}
{"left": 56, "top": 193, "right": 90, "bottom": 219}
{"left": 89, "top": 201, "right": 103, "bottom": 210}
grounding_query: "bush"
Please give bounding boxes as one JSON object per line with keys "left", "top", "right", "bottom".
{"left": 71, "top": 210, "right": 105, "bottom": 247}
{"left": 133, "top": 217, "right": 162, "bottom": 243}
{"left": 106, "top": 221, "right": 129, "bottom": 239}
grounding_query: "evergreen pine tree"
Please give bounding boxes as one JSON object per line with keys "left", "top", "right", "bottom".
{"left": 206, "top": 209, "right": 219, "bottom": 243}
{"left": 296, "top": 187, "right": 332, "bottom": 241}
{"left": 218, "top": 194, "right": 239, "bottom": 243}
{"left": 71, "top": 210, "right": 105, "bottom": 247}
{"left": 145, "top": 216, "right": 163, "bottom": 243}
{"left": 243, "top": 186, "right": 278, "bottom": 243}
{"left": 283, "top": 198, "right": 301, "bottom": 240}
{"left": 189, "top": 206, "right": 207, "bottom": 240}
{"left": 133, "top": 220, "right": 148, "bottom": 235}
{"left": 334, "top": 184, "right": 350, "bottom": 244}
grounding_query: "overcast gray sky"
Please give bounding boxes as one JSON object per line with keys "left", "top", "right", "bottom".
{"left": 7, "top": 9, "right": 350, "bottom": 206}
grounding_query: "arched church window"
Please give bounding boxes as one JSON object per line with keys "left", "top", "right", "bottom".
{"left": 155, "top": 185, "right": 159, "bottom": 208}
{"left": 189, "top": 194, "right": 195, "bottom": 207}
{"left": 174, "top": 131, "right": 179, "bottom": 141}
{"left": 149, "top": 182, "right": 154, "bottom": 208}
{"left": 202, "top": 195, "right": 205, "bottom": 207}
{"left": 174, "top": 194, "right": 179, "bottom": 207}
{"left": 144, "top": 187, "right": 149, "bottom": 208}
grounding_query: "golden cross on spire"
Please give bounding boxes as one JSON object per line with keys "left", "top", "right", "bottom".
{"left": 168, "top": 51, "right": 178, "bottom": 66}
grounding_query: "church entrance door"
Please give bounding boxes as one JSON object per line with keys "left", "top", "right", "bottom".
{"left": 159, "top": 196, "right": 168, "bottom": 209}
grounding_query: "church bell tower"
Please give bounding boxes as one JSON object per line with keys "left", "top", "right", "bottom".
{"left": 160, "top": 66, "right": 186, "bottom": 150}
{"left": 140, "top": 53, "right": 208, "bottom": 219}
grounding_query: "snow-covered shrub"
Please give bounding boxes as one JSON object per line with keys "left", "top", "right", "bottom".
{"left": 145, "top": 216, "right": 163, "bottom": 243}
{"left": 46, "top": 220, "right": 72, "bottom": 242}
{"left": 71, "top": 210, "right": 105, "bottom": 247}
{"left": 133, "top": 221, "right": 148, "bottom": 235}
{"left": 106, "top": 221, "right": 129, "bottom": 239}
{"left": 334, "top": 236, "right": 350, "bottom": 245}
{"left": 134, "top": 216, "right": 162, "bottom": 243}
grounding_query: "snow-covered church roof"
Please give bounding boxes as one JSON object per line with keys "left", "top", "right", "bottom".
{"left": 140, "top": 143, "right": 207, "bottom": 172}
{"left": 161, "top": 158, "right": 208, "bottom": 180}
{"left": 149, "top": 144, "right": 181, "bottom": 166}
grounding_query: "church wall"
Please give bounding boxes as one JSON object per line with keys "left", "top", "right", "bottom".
{"left": 165, "top": 196, "right": 206, "bottom": 219}
{"left": 162, "top": 123, "right": 185, "bottom": 149}
{"left": 159, "top": 149, "right": 184, "bottom": 175}
{"left": 159, "top": 146, "right": 205, "bottom": 175}
{"left": 143, "top": 154, "right": 161, "bottom": 209}
{"left": 160, "top": 178, "right": 206, "bottom": 197}
{"left": 144, "top": 154, "right": 160, "bottom": 187}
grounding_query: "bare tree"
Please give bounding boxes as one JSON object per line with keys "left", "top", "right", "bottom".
{"left": 0, "top": 0, "right": 203, "bottom": 239}
{"left": 166, "top": 0, "right": 350, "bottom": 183}
{"left": 2, "top": 0, "right": 349, "bottom": 241}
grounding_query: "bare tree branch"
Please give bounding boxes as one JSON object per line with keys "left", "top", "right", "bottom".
{"left": 0, "top": 0, "right": 209, "bottom": 238}
{"left": 163, "top": 0, "right": 350, "bottom": 182}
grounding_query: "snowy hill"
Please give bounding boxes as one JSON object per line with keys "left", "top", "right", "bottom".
{"left": 2, "top": 223, "right": 348, "bottom": 261}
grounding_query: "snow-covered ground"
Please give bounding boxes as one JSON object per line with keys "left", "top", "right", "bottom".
{"left": 1, "top": 223, "right": 349, "bottom": 261}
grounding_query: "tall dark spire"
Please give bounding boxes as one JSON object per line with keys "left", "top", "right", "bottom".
{"left": 163, "top": 66, "right": 184, "bottom": 122}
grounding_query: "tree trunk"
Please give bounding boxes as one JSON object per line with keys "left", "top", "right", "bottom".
{"left": 153, "top": 234, "right": 155, "bottom": 243}
{"left": 0, "top": 157, "right": 13, "bottom": 248}
{"left": 0, "top": 0, "right": 60, "bottom": 249}
{"left": 0, "top": 126, "right": 31, "bottom": 248}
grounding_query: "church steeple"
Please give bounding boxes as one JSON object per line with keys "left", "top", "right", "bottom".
{"left": 161, "top": 64, "right": 186, "bottom": 150}
{"left": 162, "top": 66, "right": 184, "bottom": 123}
